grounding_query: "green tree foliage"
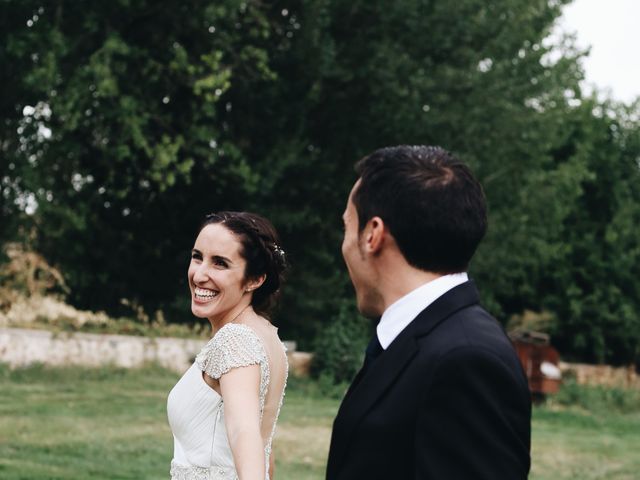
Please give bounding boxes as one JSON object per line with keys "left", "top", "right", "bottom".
{"left": 221, "top": 0, "right": 590, "bottom": 346}
{"left": 2, "top": 0, "right": 640, "bottom": 365}
{"left": 541, "top": 99, "right": 640, "bottom": 364}
{"left": 1, "top": 0, "right": 287, "bottom": 319}
{"left": 312, "top": 300, "right": 371, "bottom": 385}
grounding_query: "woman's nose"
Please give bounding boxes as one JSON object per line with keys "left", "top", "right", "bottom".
{"left": 192, "top": 263, "right": 210, "bottom": 283}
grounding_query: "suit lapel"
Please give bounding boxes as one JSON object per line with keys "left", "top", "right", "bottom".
{"left": 330, "top": 281, "right": 480, "bottom": 470}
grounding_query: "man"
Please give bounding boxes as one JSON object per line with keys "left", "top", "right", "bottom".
{"left": 326, "top": 146, "right": 531, "bottom": 479}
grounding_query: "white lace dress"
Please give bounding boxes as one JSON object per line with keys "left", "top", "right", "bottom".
{"left": 167, "top": 323, "right": 287, "bottom": 480}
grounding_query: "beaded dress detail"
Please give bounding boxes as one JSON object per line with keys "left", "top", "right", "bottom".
{"left": 167, "top": 323, "right": 287, "bottom": 480}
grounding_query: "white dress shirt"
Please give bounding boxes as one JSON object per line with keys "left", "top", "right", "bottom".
{"left": 376, "top": 272, "right": 469, "bottom": 349}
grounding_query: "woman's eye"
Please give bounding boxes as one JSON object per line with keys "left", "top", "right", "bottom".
{"left": 191, "top": 252, "right": 202, "bottom": 261}
{"left": 214, "top": 259, "right": 228, "bottom": 268}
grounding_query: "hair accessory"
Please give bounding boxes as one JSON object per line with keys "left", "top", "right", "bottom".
{"left": 273, "top": 244, "right": 285, "bottom": 259}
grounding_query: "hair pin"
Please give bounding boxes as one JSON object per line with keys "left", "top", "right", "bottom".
{"left": 273, "top": 244, "right": 285, "bottom": 258}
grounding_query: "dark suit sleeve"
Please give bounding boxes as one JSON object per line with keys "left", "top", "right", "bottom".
{"left": 414, "top": 346, "right": 531, "bottom": 480}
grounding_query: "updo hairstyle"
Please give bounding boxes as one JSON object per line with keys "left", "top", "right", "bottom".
{"left": 199, "top": 211, "right": 287, "bottom": 317}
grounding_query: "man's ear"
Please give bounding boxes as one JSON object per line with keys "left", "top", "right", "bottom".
{"left": 363, "top": 216, "right": 386, "bottom": 254}
{"left": 245, "top": 274, "right": 266, "bottom": 293}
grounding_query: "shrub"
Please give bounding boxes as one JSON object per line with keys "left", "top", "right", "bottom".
{"left": 550, "top": 379, "right": 640, "bottom": 414}
{"left": 0, "top": 242, "right": 68, "bottom": 300}
{"left": 311, "top": 300, "right": 372, "bottom": 385}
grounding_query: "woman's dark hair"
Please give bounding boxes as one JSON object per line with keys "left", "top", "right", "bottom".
{"left": 199, "top": 211, "right": 287, "bottom": 317}
{"left": 353, "top": 145, "right": 487, "bottom": 273}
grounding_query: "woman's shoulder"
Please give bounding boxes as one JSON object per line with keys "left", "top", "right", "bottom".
{"left": 218, "top": 321, "right": 261, "bottom": 341}
{"left": 196, "top": 323, "right": 267, "bottom": 379}
{"left": 199, "top": 322, "right": 260, "bottom": 350}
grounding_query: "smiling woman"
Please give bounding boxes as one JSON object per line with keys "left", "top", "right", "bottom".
{"left": 190, "top": 212, "right": 287, "bottom": 321}
{"left": 167, "top": 211, "right": 289, "bottom": 480}
{"left": 189, "top": 224, "right": 258, "bottom": 324}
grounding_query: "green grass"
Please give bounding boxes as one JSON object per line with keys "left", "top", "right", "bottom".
{"left": 530, "top": 381, "right": 640, "bottom": 480}
{"left": 0, "top": 363, "right": 174, "bottom": 479}
{"left": 1, "top": 364, "right": 639, "bottom": 479}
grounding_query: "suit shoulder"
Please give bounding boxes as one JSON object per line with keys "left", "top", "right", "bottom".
{"left": 420, "top": 303, "right": 506, "bottom": 343}
{"left": 416, "top": 305, "right": 520, "bottom": 370}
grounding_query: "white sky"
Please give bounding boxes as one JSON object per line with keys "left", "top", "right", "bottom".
{"left": 559, "top": 0, "right": 640, "bottom": 104}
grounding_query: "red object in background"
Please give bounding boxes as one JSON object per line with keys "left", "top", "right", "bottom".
{"left": 510, "top": 330, "right": 562, "bottom": 397}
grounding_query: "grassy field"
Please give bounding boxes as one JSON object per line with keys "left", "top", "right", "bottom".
{"left": 1, "top": 364, "right": 639, "bottom": 479}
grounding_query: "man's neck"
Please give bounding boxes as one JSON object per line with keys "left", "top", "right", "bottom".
{"left": 376, "top": 272, "right": 469, "bottom": 348}
{"left": 378, "top": 264, "right": 442, "bottom": 314}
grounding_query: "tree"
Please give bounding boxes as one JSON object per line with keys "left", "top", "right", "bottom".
{"left": 1, "top": 0, "right": 286, "bottom": 319}
{"left": 3, "top": 0, "right": 639, "bottom": 365}
{"left": 542, "top": 99, "right": 640, "bottom": 364}
{"left": 223, "top": 0, "right": 589, "bottom": 343}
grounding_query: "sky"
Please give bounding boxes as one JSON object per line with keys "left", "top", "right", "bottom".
{"left": 558, "top": 0, "right": 640, "bottom": 104}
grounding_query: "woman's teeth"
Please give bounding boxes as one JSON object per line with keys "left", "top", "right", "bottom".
{"left": 194, "top": 287, "right": 219, "bottom": 299}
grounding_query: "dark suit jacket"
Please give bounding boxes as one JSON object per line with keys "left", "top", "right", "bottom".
{"left": 326, "top": 281, "right": 531, "bottom": 479}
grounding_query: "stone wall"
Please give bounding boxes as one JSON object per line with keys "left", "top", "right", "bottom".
{"left": 11, "top": 327, "right": 637, "bottom": 386}
{"left": 0, "top": 327, "right": 203, "bottom": 373}
{"left": 0, "top": 327, "right": 310, "bottom": 375}
{"left": 559, "top": 361, "right": 640, "bottom": 389}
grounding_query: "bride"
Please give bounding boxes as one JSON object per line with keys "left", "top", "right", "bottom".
{"left": 167, "top": 212, "right": 289, "bottom": 480}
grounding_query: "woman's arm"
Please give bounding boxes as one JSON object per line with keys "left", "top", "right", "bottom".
{"left": 219, "top": 364, "right": 265, "bottom": 480}
{"left": 269, "top": 449, "right": 275, "bottom": 479}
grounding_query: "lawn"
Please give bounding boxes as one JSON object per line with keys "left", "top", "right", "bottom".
{"left": 1, "top": 363, "right": 638, "bottom": 479}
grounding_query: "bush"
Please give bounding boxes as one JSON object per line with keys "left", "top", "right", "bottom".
{"left": 549, "top": 380, "right": 640, "bottom": 414}
{"left": 311, "top": 300, "right": 372, "bottom": 385}
{"left": 0, "top": 291, "right": 207, "bottom": 339}
{"left": 0, "top": 242, "right": 69, "bottom": 312}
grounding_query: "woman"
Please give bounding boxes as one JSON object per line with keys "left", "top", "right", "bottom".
{"left": 167, "top": 211, "right": 288, "bottom": 480}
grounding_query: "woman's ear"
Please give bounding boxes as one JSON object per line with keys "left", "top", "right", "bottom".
{"left": 245, "top": 274, "right": 267, "bottom": 293}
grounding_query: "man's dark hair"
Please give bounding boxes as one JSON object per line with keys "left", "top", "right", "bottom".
{"left": 353, "top": 145, "right": 487, "bottom": 273}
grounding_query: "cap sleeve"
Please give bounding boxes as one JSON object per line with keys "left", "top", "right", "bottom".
{"left": 195, "top": 323, "right": 266, "bottom": 380}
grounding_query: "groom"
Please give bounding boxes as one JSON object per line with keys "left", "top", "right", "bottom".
{"left": 326, "top": 146, "right": 531, "bottom": 479}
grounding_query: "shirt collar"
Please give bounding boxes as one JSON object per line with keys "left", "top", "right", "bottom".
{"left": 376, "top": 272, "right": 469, "bottom": 349}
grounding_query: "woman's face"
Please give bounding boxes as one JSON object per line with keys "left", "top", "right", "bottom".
{"left": 188, "top": 223, "right": 251, "bottom": 321}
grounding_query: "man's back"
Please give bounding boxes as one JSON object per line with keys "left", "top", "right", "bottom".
{"left": 327, "top": 282, "right": 531, "bottom": 479}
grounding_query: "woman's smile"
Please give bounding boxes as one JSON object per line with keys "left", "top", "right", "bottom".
{"left": 193, "top": 287, "right": 220, "bottom": 303}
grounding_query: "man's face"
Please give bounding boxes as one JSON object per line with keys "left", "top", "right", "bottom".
{"left": 342, "top": 180, "right": 381, "bottom": 318}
